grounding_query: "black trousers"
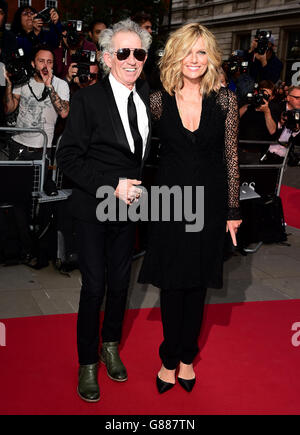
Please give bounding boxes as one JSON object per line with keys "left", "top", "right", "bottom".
{"left": 159, "top": 286, "right": 207, "bottom": 370}
{"left": 76, "top": 218, "right": 136, "bottom": 365}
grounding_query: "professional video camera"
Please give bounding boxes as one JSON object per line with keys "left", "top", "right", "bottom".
{"left": 66, "top": 20, "right": 83, "bottom": 48}
{"left": 282, "top": 109, "right": 300, "bottom": 131}
{"left": 71, "top": 49, "right": 97, "bottom": 84}
{"left": 35, "top": 7, "right": 52, "bottom": 24}
{"left": 4, "top": 49, "right": 33, "bottom": 86}
{"left": 246, "top": 84, "right": 270, "bottom": 108}
{"left": 254, "top": 30, "right": 272, "bottom": 55}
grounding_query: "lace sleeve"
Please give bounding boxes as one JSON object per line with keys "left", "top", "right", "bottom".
{"left": 224, "top": 90, "right": 242, "bottom": 220}
{"left": 150, "top": 90, "right": 163, "bottom": 121}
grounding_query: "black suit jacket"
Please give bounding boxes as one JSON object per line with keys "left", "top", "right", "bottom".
{"left": 56, "top": 77, "right": 151, "bottom": 222}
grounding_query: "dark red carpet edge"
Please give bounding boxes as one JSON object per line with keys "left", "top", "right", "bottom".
{"left": 1, "top": 299, "right": 300, "bottom": 415}
{"left": 280, "top": 184, "right": 300, "bottom": 229}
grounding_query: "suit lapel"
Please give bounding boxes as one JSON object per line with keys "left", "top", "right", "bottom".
{"left": 102, "top": 77, "right": 131, "bottom": 152}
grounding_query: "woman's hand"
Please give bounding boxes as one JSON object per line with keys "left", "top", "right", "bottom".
{"left": 226, "top": 219, "right": 242, "bottom": 247}
{"left": 32, "top": 14, "right": 43, "bottom": 33}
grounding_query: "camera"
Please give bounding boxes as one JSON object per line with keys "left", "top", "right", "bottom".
{"left": 35, "top": 7, "right": 52, "bottom": 24}
{"left": 254, "top": 30, "right": 272, "bottom": 55}
{"left": 282, "top": 109, "right": 300, "bottom": 131}
{"left": 65, "top": 20, "right": 83, "bottom": 48}
{"left": 246, "top": 84, "right": 270, "bottom": 108}
{"left": 4, "top": 49, "right": 33, "bottom": 86}
{"left": 71, "top": 50, "right": 97, "bottom": 84}
{"left": 227, "top": 54, "right": 248, "bottom": 75}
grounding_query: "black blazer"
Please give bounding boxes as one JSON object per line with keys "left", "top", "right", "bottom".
{"left": 56, "top": 77, "right": 151, "bottom": 222}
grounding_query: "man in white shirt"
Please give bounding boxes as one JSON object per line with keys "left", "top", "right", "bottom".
{"left": 57, "top": 19, "right": 152, "bottom": 403}
{"left": 279, "top": 86, "right": 300, "bottom": 165}
{"left": 4, "top": 46, "right": 69, "bottom": 160}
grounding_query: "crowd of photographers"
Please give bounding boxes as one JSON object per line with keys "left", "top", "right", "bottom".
{"left": 222, "top": 29, "right": 300, "bottom": 165}
{"left": 0, "top": 0, "right": 299, "bottom": 265}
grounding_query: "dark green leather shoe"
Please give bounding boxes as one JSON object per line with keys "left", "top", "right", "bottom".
{"left": 77, "top": 363, "right": 100, "bottom": 402}
{"left": 100, "top": 342, "right": 128, "bottom": 382}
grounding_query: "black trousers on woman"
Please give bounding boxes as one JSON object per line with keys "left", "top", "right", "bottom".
{"left": 76, "top": 218, "right": 136, "bottom": 365}
{"left": 159, "top": 287, "right": 207, "bottom": 370}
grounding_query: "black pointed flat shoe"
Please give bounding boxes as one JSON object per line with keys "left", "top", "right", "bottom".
{"left": 156, "top": 375, "right": 175, "bottom": 394}
{"left": 178, "top": 376, "right": 196, "bottom": 392}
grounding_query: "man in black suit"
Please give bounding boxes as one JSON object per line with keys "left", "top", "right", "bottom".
{"left": 56, "top": 19, "right": 152, "bottom": 402}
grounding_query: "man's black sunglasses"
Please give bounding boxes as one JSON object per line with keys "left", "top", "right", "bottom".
{"left": 114, "top": 48, "right": 147, "bottom": 61}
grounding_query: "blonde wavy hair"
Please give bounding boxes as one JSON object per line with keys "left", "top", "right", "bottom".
{"left": 159, "top": 23, "right": 222, "bottom": 96}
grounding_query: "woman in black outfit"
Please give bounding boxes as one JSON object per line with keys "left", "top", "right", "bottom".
{"left": 139, "top": 23, "right": 242, "bottom": 393}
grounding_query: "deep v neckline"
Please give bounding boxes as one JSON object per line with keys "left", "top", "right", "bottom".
{"left": 174, "top": 93, "right": 204, "bottom": 134}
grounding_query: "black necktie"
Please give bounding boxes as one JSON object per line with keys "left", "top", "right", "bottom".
{"left": 127, "top": 92, "right": 143, "bottom": 162}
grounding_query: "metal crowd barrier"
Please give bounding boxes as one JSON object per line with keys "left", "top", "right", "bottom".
{"left": 239, "top": 139, "right": 290, "bottom": 197}
{"left": 238, "top": 139, "right": 290, "bottom": 253}
{"left": 0, "top": 126, "right": 48, "bottom": 194}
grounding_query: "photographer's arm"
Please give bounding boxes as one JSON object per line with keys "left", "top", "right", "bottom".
{"left": 264, "top": 108, "right": 277, "bottom": 135}
{"left": 3, "top": 72, "right": 20, "bottom": 114}
{"left": 239, "top": 104, "right": 249, "bottom": 118}
{"left": 256, "top": 100, "right": 277, "bottom": 135}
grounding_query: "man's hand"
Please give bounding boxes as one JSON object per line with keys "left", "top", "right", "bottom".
{"left": 50, "top": 8, "right": 59, "bottom": 25}
{"left": 66, "top": 63, "right": 78, "bottom": 82}
{"left": 4, "top": 68, "right": 12, "bottom": 87}
{"left": 226, "top": 220, "right": 242, "bottom": 247}
{"left": 249, "top": 39, "right": 258, "bottom": 53}
{"left": 255, "top": 98, "right": 270, "bottom": 114}
{"left": 254, "top": 51, "right": 267, "bottom": 67}
{"left": 280, "top": 111, "right": 288, "bottom": 128}
{"left": 114, "top": 179, "right": 142, "bottom": 205}
{"left": 40, "top": 65, "right": 53, "bottom": 87}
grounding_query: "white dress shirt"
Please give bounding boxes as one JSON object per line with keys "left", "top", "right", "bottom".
{"left": 109, "top": 73, "right": 149, "bottom": 157}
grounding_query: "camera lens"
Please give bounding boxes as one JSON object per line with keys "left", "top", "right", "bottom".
{"left": 79, "top": 74, "right": 89, "bottom": 84}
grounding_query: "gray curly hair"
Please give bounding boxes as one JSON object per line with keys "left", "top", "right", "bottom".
{"left": 99, "top": 18, "right": 152, "bottom": 75}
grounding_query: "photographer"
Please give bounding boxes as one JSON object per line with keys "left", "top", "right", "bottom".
{"left": 88, "top": 19, "right": 107, "bottom": 50}
{"left": 224, "top": 51, "right": 255, "bottom": 105}
{"left": 11, "top": 6, "right": 62, "bottom": 60}
{"left": 66, "top": 60, "right": 100, "bottom": 93}
{"left": 0, "top": 1, "right": 17, "bottom": 59}
{"left": 276, "top": 86, "right": 300, "bottom": 166}
{"left": 54, "top": 21, "right": 96, "bottom": 80}
{"left": 53, "top": 52, "right": 100, "bottom": 142}
{"left": 0, "top": 0, "right": 17, "bottom": 128}
{"left": 239, "top": 80, "right": 281, "bottom": 144}
{"left": 132, "top": 11, "right": 153, "bottom": 35}
{"left": 4, "top": 46, "right": 69, "bottom": 160}
{"left": 246, "top": 32, "right": 283, "bottom": 84}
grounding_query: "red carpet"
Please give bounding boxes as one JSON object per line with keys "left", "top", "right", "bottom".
{"left": 280, "top": 185, "right": 300, "bottom": 229}
{"left": 1, "top": 300, "right": 300, "bottom": 415}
